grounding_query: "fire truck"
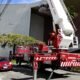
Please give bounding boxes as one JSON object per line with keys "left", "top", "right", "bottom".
{"left": 15, "top": 0, "right": 80, "bottom": 80}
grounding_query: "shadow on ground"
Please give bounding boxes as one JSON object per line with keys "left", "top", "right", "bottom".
{"left": 11, "top": 65, "right": 69, "bottom": 80}
{"left": 12, "top": 77, "right": 33, "bottom": 80}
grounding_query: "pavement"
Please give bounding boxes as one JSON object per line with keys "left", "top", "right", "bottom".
{"left": 0, "top": 65, "right": 80, "bottom": 80}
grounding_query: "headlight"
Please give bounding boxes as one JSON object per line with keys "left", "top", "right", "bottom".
{"left": 9, "top": 62, "right": 12, "bottom": 65}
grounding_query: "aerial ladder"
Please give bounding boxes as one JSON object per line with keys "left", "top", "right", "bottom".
{"left": 16, "top": 0, "right": 80, "bottom": 80}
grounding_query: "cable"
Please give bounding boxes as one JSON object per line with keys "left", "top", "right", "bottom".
{"left": 0, "top": 0, "right": 4, "bottom": 9}
{"left": 60, "top": 0, "right": 77, "bottom": 32}
{"left": 0, "top": 0, "right": 12, "bottom": 17}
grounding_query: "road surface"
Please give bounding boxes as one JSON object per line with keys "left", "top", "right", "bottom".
{"left": 0, "top": 65, "right": 80, "bottom": 80}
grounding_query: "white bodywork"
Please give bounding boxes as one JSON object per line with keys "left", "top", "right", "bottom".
{"left": 44, "top": 0, "right": 78, "bottom": 49}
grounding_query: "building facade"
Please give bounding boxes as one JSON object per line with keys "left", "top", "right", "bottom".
{"left": 0, "top": 2, "right": 46, "bottom": 57}
{"left": 0, "top": 1, "right": 80, "bottom": 56}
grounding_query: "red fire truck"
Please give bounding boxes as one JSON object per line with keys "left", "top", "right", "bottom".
{"left": 14, "top": 0, "right": 80, "bottom": 80}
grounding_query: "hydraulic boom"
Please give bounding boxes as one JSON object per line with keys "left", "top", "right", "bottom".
{"left": 45, "top": 0, "right": 78, "bottom": 49}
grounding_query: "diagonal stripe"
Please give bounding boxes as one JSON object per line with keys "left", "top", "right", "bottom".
{"left": 61, "top": 62, "right": 80, "bottom": 67}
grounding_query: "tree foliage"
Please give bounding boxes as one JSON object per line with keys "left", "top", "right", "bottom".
{"left": 0, "top": 33, "right": 39, "bottom": 48}
{"left": 64, "top": 0, "right": 79, "bottom": 18}
{"left": 67, "top": 6, "right": 78, "bottom": 18}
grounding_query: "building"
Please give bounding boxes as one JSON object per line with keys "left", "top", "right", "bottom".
{"left": 0, "top": 1, "right": 80, "bottom": 56}
{"left": 0, "top": 1, "right": 48, "bottom": 41}
{"left": 0, "top": 1, "right": 48, "bottom": 56}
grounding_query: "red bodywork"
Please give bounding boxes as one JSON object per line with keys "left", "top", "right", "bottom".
{"left": 0, "top": 57, "right": 13, "bottom": 70}
{"left": 15, "top": 45, "right": 80, "bottom": 68}
{"left": 16, "top": 46, "right": 30, "bottom": 54}
{"left": 15, "top": 32, "right": 80, "bottom": 70}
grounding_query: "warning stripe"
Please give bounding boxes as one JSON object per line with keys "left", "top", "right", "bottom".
{"left": 61, "top": 62, "right": 80, "bottom": 67}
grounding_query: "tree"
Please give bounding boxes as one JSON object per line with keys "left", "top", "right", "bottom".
{"left": 64, "top": 0, "right": 79, "bottom": 18}
{"left": 0, "top": 33, "right": 39, "bottom": 47}
{"left": 0, "top": 33, "right": 42, "bottom": 54}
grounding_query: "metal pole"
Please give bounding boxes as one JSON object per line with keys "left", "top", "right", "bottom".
{"left": 47, "top": 71, "right": 54, "bottom": 80}
{"left": 33, "top": 69, "right": 37, "bottom": 80}
{"left": 33, "top": 61, "right": 38, "bottom": 80}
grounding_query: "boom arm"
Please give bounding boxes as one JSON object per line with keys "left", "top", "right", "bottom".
{"left": 44, "top": 0, "right": 78, "bottom": 49}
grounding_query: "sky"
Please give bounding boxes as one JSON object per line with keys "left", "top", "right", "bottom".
{"left": 0, "top": 0, "right": 41, "bottom": 4}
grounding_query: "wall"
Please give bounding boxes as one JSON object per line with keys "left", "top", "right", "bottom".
{"left": 0, "top": 4, "right": 31, "bottom": 57}
{"left": 0, "top": 47, "right": 12, "bottom": 57}
{"left": 0, "top": 4, "right": 31, "bottom": 35}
